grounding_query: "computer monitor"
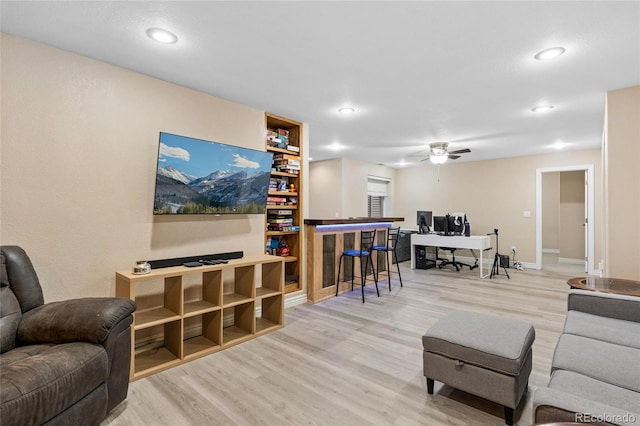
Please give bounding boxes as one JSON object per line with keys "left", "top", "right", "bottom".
{"left": 433, "top": 215, "right": 449, "bottom": 234}
{"left": 417, "top": 210, "right": 432, "bottom": 233}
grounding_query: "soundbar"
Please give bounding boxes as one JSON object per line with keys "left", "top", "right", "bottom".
{"left": 148, "top": 251, "right": 244, "bottom": 269}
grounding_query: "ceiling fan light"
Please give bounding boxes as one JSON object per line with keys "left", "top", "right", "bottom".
{"left": 430, "top": 155, "right": 447, "bottom": 165}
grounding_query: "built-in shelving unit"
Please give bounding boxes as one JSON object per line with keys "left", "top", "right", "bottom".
{"left": 265, "top": 113, "right": 303, "bottom": 294}
{"left": 116, "top": 255, "right": 284, "bottom": 381}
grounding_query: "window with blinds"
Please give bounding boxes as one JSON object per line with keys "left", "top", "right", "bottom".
{"left": 368, "top": 195, "right": 384, "bottom": 217}
{"left": 367, "top": 175, "right": 390, "bottom": 218}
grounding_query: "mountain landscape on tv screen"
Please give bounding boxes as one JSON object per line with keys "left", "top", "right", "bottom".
{"left": 154, "top": 165, "right": 271, "bottom": 214}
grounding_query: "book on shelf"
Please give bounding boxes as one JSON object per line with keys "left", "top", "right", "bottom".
{"left": 269, "top": 218, "right": 293, "bottom": 224}
{"left": 266, "top": 129, "right": 289, "bottom": 149}
{"left": 267, "top": 196, "right": 288, "bottom": 205}
{"left": 273, "top": 153, "right": 300, "bottom": 161}
{"left": 274, "top": 166, "right": 300, "bottom": 174}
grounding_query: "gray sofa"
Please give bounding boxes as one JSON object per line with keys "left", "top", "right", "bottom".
{"left": 533, "top": 289, "right": 640, "bottom": 425}
{"left": 0, "top": 245, "right": 136, "bottom": 425}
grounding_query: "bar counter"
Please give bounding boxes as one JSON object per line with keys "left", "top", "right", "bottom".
{"left": 304, "top": 217, "right": 404, "bottom": 303}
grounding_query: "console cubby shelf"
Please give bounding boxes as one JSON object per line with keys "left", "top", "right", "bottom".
{"left": 116, "top": 254, "right": 284, "bottom": 381}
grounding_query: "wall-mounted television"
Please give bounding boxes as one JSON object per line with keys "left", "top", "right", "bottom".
{"left": 153, "top": 132, "right": 273, "bottom": 215}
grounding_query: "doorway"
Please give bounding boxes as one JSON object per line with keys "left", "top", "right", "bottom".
{"left": 536, "top": 165, "right": 595, "bottom": 275}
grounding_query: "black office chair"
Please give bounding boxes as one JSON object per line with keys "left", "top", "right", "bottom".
{"left": 437, "top": 247, "right": 463, "bottom": 271}
{"left": 336, "top": 229, "right": 380, "bottom": 303}
{"left": 438, "top": 247, "right": 477, "bottom": 271}
{"left": 372, "top": 227, "right": 403, "bottom": 291}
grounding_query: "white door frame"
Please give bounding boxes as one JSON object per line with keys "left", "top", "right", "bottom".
{"left": 535, "top": 164, "right": 595, "bottom": 274}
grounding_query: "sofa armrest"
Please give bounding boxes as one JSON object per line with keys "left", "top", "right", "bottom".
{"left": 568, "top": 290, "right": 640, "bottom": 323}
{"left": 533, "top": 387, "right": 640, "bottom": 426}
{"left": 17, "top": 297, "right": 136, "bottom": 345}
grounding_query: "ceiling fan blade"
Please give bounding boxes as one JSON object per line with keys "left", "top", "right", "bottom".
{"left": 448, "top": 148, "right": 471, "bottom": 155}
{"left": 448, "top": 154, "right": 461, "bottom": 160}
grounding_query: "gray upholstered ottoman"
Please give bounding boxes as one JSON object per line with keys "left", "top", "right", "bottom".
{"left": 422, "top": 311, "right": 535, "bottom": 425}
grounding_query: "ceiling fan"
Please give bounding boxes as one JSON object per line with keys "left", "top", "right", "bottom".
{"left": 420, "top": 142, "right": 471, "bottom": 164}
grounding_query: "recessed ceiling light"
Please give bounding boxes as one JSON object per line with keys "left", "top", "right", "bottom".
{"left": 552, "top": 141, "right": 567, "bottom": 150}
{"left": 146, "top": 28, "right": 178, "bottom": 44}
{"left": 534, "top": 47, "right": 566, "bottom": 60}
{"left": 338, "top": 107, "right": 355, "bottom": 114}
{"left": 328, "top": 142, "right": 345, "bottom": 151}
{"left": 531, "top": 105, "right": 554, "bottom": 113}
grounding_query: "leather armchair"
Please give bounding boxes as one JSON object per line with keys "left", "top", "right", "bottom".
{"left": 0, "top": 245, "right": 136, "bottom": 425}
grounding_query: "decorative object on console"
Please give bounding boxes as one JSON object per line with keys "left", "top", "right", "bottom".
{"left": 133, "top": 260, "right": 151, "bottom": 274}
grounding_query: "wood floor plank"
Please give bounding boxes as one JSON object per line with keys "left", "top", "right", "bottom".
{"left": 103, "top": 263, "right": 577, "bottom": 425}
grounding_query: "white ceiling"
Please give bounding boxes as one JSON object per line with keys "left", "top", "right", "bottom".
{"left": 2, "top": 1, "right": 639, "bottom": 167}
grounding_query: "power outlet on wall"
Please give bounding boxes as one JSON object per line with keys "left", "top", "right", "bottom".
{"left": 511, "top": 246, "right": 516, "bottom": 253}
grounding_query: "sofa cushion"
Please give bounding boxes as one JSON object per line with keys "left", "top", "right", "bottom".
{"left": 552, "top": 333, "right": 640, "bottom": 393}
{"left": 0, "top": 342, "right": 108, "bottom": 425}
{"left": 0, "top": 287, "right": 21, "bottom": 354}
{"left": 533, "top": 386, "right": 640, "bottom": 426}
{"left": 564, "top": 310, "right": 640, "bottom": 349}
{"left": 422, "top": 310, "right": 535, "bottom": 375}
{"left": 548, "top": 369, "right": 640, "bottom": 415}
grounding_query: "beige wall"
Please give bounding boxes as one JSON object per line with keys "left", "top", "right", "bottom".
{"left": 604, "top": 86, "right": 640, "bottom": 279}
{"left": 309, "top": 157, "right": 396, "bottom": 219}
{"left": 395, "top": 149, "right": 602, "bottom": 265}
{"left": 0, "top": 34, "right": 290, "bottom": 301}
{"left": 542, "top": 173, "right": 560, "bottom": 250}
{"left": 308, "top": 158, "right": 343, "bottom": 218}
{"left": 559, "top": 171, "right": 585, "bottom": 261}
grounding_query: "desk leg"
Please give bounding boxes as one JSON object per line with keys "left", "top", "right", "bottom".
{"left": 410, "top": 243, "right": 415, "bottom": 269}
{"left": 480, "top": 249, "right": 490, "bottom": 278}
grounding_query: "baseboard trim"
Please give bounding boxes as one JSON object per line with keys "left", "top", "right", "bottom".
{"left": 558, "top": 257, "right": 585, "bottom": 265}
{"left": 285, "top": 292, "right": 308, "bottom": 309}
{"left": 542, "top": 248, "right": 560, "bottom": 254}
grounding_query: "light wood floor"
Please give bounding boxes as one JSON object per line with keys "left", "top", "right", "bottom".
{"left": 103, "top": 262, "right": 576, "bottom": 426}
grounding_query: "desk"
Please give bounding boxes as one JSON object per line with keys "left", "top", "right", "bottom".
{"left": 411, "top": 234, "right": 492, "bottom": 278}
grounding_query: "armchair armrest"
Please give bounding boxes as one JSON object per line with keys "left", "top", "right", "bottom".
{"left": 533, "top": 387, "right": 640, "bottom": 425}
{"left": 17, "top": 297, "right": 136, "bottom": 345}
{"left": 568, "top": 290, "right": 640, "bottom": 323}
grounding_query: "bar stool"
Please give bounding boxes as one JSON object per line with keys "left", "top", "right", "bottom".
{"left": 336, "top": 229, "right": 379, "bottom": 303}
{"left": 372, "top": 227, "right": 403, "bottom": 291}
